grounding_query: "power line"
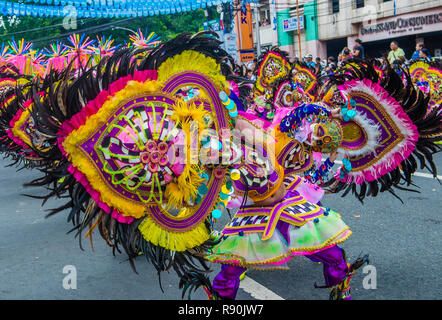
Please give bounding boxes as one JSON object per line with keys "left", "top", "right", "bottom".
{"left": 0, "top": 17, "right": 101, "bottom": 38}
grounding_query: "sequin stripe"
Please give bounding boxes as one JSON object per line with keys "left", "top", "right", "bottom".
{"left": 238, "top": 196, "right": 303, "bottom": 214}
{"left": 283, "top": 175, "right": 302, "bottom": 191}
{"left": 225, "top": 196, "right": 305, "bottom": 237}
{"left": 262, "top": 198, "right": 306, "bottom": 240}
{"left": 232, "top": 208, "right": 271, "bottom": 216}
{"left": 223, "top": 198, "right": 324, "bottom": 236}
{"left": 284, "top": 201, "right": 322, "bottom": 219}
{"left": 279, "top": 206, "right": 323, "bottom": 224}
{"left": 225, "top": 215, "right": 269, "bottom": 230}
{"left": 221, "top": 224, "right": 267, "bottom": 235}
{"left": 278, "top": 216, "right": 306, "bottom": 226}
{"left": 278, "top": 212, "right": 306, "bottom": 225}
{"left": 207, "top": 258, "right": 291, "bottom": 271}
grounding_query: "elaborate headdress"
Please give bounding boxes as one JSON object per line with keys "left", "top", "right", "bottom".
{"left": 409, "top": 60, "right": 442, "bottom": 113}
{"left": 318, "top": 62, "right": 441, "bottom": 201}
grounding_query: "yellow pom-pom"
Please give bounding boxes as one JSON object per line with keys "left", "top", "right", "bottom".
{"left": 221, "top": 185, "right": 231, "bottom": 194}
{"left": 230, "top": 169, "right": 241, "bottom": 181}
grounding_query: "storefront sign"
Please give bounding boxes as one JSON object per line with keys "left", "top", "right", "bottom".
{"left": 240, "top": 50, "right": 255, "bottom": 63}
{"left": 203, "top": 19, "right": 222, "bottom": 32}
{"left": 359, "top": 9, "right": 442, "bottom": 42}
{"left": 234, "top": 3, "right": 255, "bottom": 63}
{"left": 283, "top": 16, "right": 304, "bottom": 32}
{"left": 223, "top": 33, "right": 239, "bottom": 62}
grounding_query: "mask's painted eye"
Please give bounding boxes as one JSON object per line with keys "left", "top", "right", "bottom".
{"left": 316, "top": 125, "right": 325, "bottom": 138}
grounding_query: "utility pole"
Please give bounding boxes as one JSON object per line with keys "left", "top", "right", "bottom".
{"left": 253, "top": 3, "right": 261, "bottom": 57}
{"left": 296, "top": 0, "right": 302, "bottom": 57}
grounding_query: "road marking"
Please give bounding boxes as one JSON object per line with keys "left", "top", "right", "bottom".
{"left": 239, "top": 160, "right": 442, "bottom": 300}
{"left": 324, "top": 160, "right": 442, "bottom": 180}
{"left": 239, "top": 276, "right": 285, "bottom": 300}
{"left": 412, "top": 172, "right": 442, "bottom": 180}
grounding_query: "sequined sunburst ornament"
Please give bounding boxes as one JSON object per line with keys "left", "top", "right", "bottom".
{"left": 292, "top": 63, "right": 318, "bottom": 96}
{"left": 409, "top": 61, "right": 442, "bottom": 113}
{"left": 7, "top": 92, "right": 48, "bottom": 157}
{"left": 59, "top": 50, "right": 233, "bottom": 251}
{"left": 255, "top": 51, "right": 291, "bottom": 94}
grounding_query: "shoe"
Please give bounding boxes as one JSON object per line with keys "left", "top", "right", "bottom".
{"left": 330, "top": 254, "right": 370, "bottom": 300}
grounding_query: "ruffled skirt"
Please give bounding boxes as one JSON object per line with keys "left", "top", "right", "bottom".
{"left": 207, "top": 209, "right": 352, "bottom": 270}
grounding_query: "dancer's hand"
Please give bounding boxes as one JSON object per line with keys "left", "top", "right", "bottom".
{"left": 331, "top": 108, "right": 342, "bottom": 120}
{"left": 329, "top": 150, "right": 339, "bottom": 163}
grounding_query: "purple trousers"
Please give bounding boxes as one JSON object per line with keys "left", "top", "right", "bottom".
{"left": 212, "top": 221, "right": 348, "bottom": 299}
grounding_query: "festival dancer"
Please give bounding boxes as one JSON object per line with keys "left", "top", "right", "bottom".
{"left": 0, "top": 33, "right": 439, "bottom": 301}
{"left": 207, "top": 107, "right": 369, "bottom": 300}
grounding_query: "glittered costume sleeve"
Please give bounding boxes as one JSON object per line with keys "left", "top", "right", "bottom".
{"left": 279, "top": 104, "right": 331, "bottom": 136}
{"left": 304, "top": 158, "right": 335, "bottom": 185}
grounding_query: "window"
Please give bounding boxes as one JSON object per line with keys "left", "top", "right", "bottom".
{"left": 331, "top": 0, "right": 339, "bottom": 14}
{"left": 355, "top": 0, "right": 365, "bottom": 8}
{"left": 259, "top": 9, "right": 270, "bottom": 26}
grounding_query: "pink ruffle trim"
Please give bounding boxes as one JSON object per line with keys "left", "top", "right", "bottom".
{"left": 237, "top": 111, "right": 273, "bottom": 131}
{"left": 336, "top": 79, "right": 419, "bottom": 184}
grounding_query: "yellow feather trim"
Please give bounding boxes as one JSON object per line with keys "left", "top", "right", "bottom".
{"left": 164, "top": 182, "right": 184, "bottom": 210}
{"left": 11, "top": 107, "right": 32, "bottom": 147}
{"left": 138, "top": 215, "right": 210, "bottom": 252}
{"left": 157, "top": 50, "right": 227, "bottom": 90}
{"left": 171, "top": 99, "right": 209, "bottom": 128}
{"left": 163, "top": 100, "right": 208, "bottom": 210}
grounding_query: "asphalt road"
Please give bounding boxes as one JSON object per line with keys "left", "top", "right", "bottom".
{"left": 0, "top": 154, "right": 441, "bottom": 300}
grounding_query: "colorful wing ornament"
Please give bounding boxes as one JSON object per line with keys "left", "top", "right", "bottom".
{"left": 320, "top": 62, "right": 441, "bottom": 201}
{"left": 22, "top": 32, "right": 245, "bottom": 294}
{"left": 291, "top": 62, "right": 318, "bottom": 97}
{"left": 409, "top": 60, "right": 442, "bottom": 114}
{"left": 249, "top": 49, "right": 315, "bottom": 121}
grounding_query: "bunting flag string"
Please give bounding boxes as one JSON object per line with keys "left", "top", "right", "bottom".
{"left": 0, "top": 0, "right": 257, "bottom": 18}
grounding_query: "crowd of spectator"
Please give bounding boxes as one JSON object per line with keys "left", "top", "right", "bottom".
{"left": 237, "top": 39, "right": 437, "bottom": 82}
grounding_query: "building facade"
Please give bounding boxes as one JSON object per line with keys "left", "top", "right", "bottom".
{"left": 252, "top": 0, "right": 442, "bottom": 60}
